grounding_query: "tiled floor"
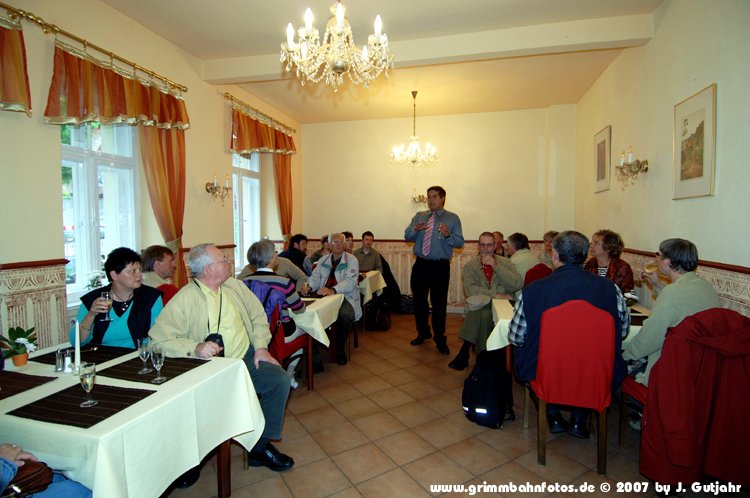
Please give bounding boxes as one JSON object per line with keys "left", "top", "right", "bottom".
{"left": 165, "top": 314, "right": 748, "bottom": 498}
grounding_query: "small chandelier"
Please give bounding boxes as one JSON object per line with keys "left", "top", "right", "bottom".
{"left": 280, "top": 1, "right": 392, "bottom": 92}
{"left": 615, "top": 146, "right": 649, "bottom": 187}
{"left": 391, "top": 91, "right": 437, "bottom": 167}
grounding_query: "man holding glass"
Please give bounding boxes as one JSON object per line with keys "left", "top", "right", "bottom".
{"left": 404, "top": 186, "right": 464, "bottom": 355}
{"left": 150, "top": 243, "right": 294, "bottom": 472}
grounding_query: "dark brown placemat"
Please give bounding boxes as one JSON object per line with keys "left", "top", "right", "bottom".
{"left": 31, "top": 346, "right": 133, "bottom": 366}
{"left": 98, "top": 357, "right": 208, "bottom": 384}
{"left": 0, "top": 371, "right": 57, "bottom": 401}
{"left": 7, "top": 383, "right": 155, "bottom": 428}
{"left": 630, "top": 314, "right": 647, "bottom": 327}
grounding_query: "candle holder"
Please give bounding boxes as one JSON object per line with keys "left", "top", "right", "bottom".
{"left": 615, "top": 146, "right": 649, "bottom": 187}
{"left": 206, "top": 174, "right": 232, "bottom": 206}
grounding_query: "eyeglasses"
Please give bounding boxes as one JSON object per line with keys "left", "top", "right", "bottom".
{"left": 330, "top": 240, "right": 344, "bottom": 246}
{"left": 479, "top": 243, "right": 495, "bottom": 248}
{"left": 211, "top": 256, "right": 229, "bottom": 265}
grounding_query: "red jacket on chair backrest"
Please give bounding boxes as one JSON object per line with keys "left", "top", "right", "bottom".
{"left": 640, "top": 307, "right": 750, "bottom": 486}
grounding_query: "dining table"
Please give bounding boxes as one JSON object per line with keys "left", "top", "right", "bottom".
{"left": 291, "top": 293, "right": 344, "bottom": 389}
{"left": 0, "top": 345, "right": 265, "bottom": 498}
{"left": 359, "top": 270, "right": 387, "bottom": 305}
{"left": 485, "top": 299, "right": 651, "bottom": 352}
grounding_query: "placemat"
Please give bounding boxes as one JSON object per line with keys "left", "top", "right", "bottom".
{"left": 7, "top": 383, "right": 155, "bottom": 428}
{"left": 0, "top": 371, "right": 57, "bottom": 401}
{"left": 630, "top": 314, "right": 647, "bottom": 327}
{"left": 31, "top": 346, "right": 133, "bottom": 366}
{"left": 98, "top": 357, "right": 208, "bottom": 384}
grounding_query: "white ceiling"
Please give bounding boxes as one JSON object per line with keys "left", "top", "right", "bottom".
{"left": 100, "top": 0, "right": 664, "bottom": 124}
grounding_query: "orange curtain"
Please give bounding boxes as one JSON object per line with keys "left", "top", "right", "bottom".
{"left": 139, "top": 126, "right": 188, "bottom": 287}
{"left": 44, "top": 42, "right": 190, "bottom": 287}
{"left": 44, "top": 44, "right": 189, "bottom": 129}
{"left": 0, "top": 21, "right": 32, "bottom": 116}
{"left": 273, "top": 154, "right": 293, "bottom": 237}
{"left": 230, "top": 107, "right": 296, "bottom": 238}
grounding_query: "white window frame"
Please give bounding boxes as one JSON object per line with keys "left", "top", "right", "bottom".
{"left": 62, "top": 123, "right": 139, "bottom": 303}
{"left": 232, "top": 153, "right": 261, "bottom": 272}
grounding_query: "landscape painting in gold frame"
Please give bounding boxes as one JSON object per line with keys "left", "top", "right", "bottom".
{"left": 673, "top": 84, "right": 716, "bottom": 199}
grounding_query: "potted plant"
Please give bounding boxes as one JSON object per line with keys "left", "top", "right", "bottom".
{"left": 1, "top": 326, "right": 38, "bottom": 366}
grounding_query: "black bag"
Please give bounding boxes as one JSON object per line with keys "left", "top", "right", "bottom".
{"left": 461, "top": 349, "right": 513, "bottom": 429}
{"left": 376, "top": 303, "right": 391, "bottom": 331}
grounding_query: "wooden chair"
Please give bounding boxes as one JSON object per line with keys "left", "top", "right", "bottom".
{"left": 523, "top": 300, "right": 615, "bottom": 475}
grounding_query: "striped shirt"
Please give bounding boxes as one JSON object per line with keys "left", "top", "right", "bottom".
{"left": 243, "top": 270, "right": 305, "bottom": 320}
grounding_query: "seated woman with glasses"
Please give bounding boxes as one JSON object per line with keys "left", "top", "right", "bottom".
{"left": 583, "top": 229, "right": 634, "bottom": 293}
{"left": 70, "top": 247, "right": 164, "bottom": 349}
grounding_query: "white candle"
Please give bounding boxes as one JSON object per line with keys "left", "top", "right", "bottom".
{"left": 74, "top": 320, "right": 81, "bottom": 372}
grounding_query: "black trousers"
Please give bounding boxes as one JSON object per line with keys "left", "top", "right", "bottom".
{"left": 410, "top": 257, "right": 450, "bottom": 345}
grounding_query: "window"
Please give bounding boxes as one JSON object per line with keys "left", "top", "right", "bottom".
{"left": 232, "top": 153, "right": 261, "bottom": 271}
{"left": 62, "top": 123, "right": 138, "bottom": 298}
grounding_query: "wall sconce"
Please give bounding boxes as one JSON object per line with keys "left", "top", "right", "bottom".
{"left": 206, "top": 173, "right": 232, "bottom": 205}
{"left": 411, "top": 194, "right": 427, "bottom": 206}
{"left": 616, "top": 146, "right": 649, "bottom": 187}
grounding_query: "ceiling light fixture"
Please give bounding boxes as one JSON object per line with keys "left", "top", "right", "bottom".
{"left": 391, "top": 91, "right": 437, "bottom": 167}
{"left": 280, "top": 1, "right": 392, "bottom": 92}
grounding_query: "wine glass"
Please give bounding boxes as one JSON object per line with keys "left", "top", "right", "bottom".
{"left": 150, "top": 345, "right": 168, "bottom": 384}
{"left": 79, "top": 362, "right": 99, "bottom": 408}
{"left": 100, "top": 291, "right": 113, "bottom": 322}
{"left": 645, "top": 262, "right": 658, "bottom": 273}
{"left": 137, "top": 338, "right": 153, "bottom": 374}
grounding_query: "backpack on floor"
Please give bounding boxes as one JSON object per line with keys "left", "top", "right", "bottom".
{"left": 462, "top": 349, "right": 512, "bottom": 429}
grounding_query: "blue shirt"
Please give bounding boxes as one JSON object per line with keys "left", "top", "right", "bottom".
{"left": 404, "top": 208, "right": 464, "bottom": 260}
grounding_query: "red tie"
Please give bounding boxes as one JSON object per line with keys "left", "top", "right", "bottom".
{"left": 422, "top": 213, "right": 434, "bottom": 256}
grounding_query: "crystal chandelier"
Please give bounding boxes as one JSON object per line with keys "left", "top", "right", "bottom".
{"left": 280, "top": 1, "right": 392, "bottom": 92}
{"left": 391, "top": 91, "right": 437, "bottom": 167}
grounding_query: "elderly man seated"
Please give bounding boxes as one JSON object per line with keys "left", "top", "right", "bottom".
{"left": 309, "top": 232, "right": 361, "bottom": 365}
{"left": 448, "top": 232, "right": 523, "bottom": 370}
{"left": 150, "top": 243, "right": 294, "bottom": 472}
{"left": 244, "top": 239, "right": 307, "bottom": 387}
{"left": 238, "top": 250, "right": 309, "bottom": 293}
{"left": 506, "top": 233, "right": 540, "bottom": 286}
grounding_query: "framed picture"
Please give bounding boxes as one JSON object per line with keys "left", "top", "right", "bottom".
{"left": 673, "top": 84, "right": 716, "bottom": 199}
{"left": 594, "top": 125, "right": 611, "bottom": 192}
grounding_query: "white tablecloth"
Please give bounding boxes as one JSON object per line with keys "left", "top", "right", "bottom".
{"left": 291, "top": 294, "right": 344, "bottom": 347}
{"left": 485, "top": 299, "right": 650, "bottom": 352}
{"left": 359, "top": 270, "right": 387, "bottom": 305}
{"left": 0, "top": 349, "right": 264, "bottom": 498}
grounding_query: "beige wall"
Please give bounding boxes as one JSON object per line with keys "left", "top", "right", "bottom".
{"left": 575, "top": 0, "right": 750, "bottom": 267}
{"left": 0, "top": 0, "right": 298, "bottom": 265}
{"left": 299, "top": 105, "right": 576, "bottom": 241}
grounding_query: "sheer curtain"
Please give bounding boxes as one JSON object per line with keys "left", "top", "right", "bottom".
{"left": 0, "top": 19, "right": 32, "bottom": 116}
{"left": 230, "top": 108, "right": 296, "bottom": 238}
{"left": 44, "top": 42, "right": 190, "bottom": 286}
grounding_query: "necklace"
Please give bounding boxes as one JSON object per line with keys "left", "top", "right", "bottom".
{"left": 111, "top": 289, "right": 134, "bottom": 310}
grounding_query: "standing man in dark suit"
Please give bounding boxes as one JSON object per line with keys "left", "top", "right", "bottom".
{"left": 404, "top": 186, "right": 464, "bottom": 355}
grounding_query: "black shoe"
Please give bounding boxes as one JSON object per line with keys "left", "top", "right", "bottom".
{"left": 174, "top": 465, "right": 201, "bottom": 488}
{"left": 567, "top": 419, "right": 590, "bottom": 439}
{"left": 410, "top": 335, "right": 430, "bottom": 346}
{"left": 336, "top": 352, "right": 348, "bottom": 365}
{"left": 248, "top": 443, "right": 294, "bottom": 472}
{"left": 547, "top": 412, "right": 569, "bottom": 434}
{"left": 448, "top": 353, "right": 468, "bottom": 370}
{"left": 436, "top": 343, "right": 450, "bottom": 355}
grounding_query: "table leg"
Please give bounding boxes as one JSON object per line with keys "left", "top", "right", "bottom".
{"left": 307, "top": 334, "right": 314, "bottom": 390}
{"left": 217, "top": 440, "right": 232, "bottom": 497}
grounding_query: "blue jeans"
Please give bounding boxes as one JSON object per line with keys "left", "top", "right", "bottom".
{"left": 242, "top": 346, "right": 291, "bottom": 441}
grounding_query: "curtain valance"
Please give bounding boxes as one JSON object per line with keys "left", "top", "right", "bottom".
{"left": 44, "top": 42, "right": 189, "bottom": 129}
{"left": 230, "top": 108, "right": 296, "bottom": 155}
{"left": 0, "top": 18, "right": 32, "bottom": 116}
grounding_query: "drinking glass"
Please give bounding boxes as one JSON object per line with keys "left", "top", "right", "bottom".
{"left": 645, "top": 262, "right": 658, "bottom": 273}
{"left": 100, "top": 292, "right": 113, "bottom": 322}
{"left": 137, "top": 338, "right": 153, "bottom": 374}
{"left": 79, "top": 362, "right": 99, "bottom": 408}
{"left": 150, "top": 345, "right": 168, "bottom": 384}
